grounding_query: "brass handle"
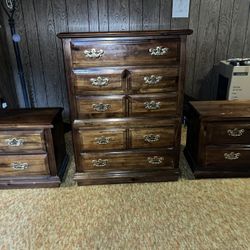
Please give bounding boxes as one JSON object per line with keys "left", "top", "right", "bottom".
{"left": 224, "top": 152, "right": 241, "bottom": 160}
{"left": 92, "top": 103, "right": 111, "bottom": 112}
{"left": 95, "top": 136, "right": 111, "bottom": 145}
{"left": 83, "top": 48, "right": 104, "bottom": 58}
{"left": 148, "top": 156, "right": 164, "bottom": 165}
{"left": 144, "top": 75, "right": 163, "bottom": 85}
{"left": 149, "top": 46, "right": 169, "bottom": 56}
{"left": 144, "top": 134, "right": 160, "bottom": 143}
{"left": 5, "top": 138, "right": 24, "bottom": 147}
{"left": 11, "top": 162, "right": 29, "bottom": 170}
{"left": 227, "top": 128, "right": 245, "bottom": 137}
{"left": 90, "top": 76, "right": 109, "bottom": 87}
{"left": 92, "top": 159, "right": 108, "bottom": 167}
{"left": 144, "top": 101, "right": 161, "bottom": 110}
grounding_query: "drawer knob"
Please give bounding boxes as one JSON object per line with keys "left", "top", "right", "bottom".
{"left": 11, "top": 162, "right": 29, "bottom": 170}
{"left": 90, "top": 76, "right": 110, "bottom": 87}
{"left": 149, "top": 46, "right": 169, "bottom": 56}
{"left": 92, "top": 159, "right": 108, "bottom": 167}
{"left": 92, "top": 103, "right": 111, "bottom": 112}
{"left": 148, "top": 156, "right": 164, "bottom": 165}
{"left": 83, "top": 48, "right": 104, "bottom": 58}
{"left": 144, "top": 101, "right": 161, "bottom": 110}
{"left": 5, "top": 138, "right": 24, "bottom": 147}
{"left": 224, "top": 152, "right": 241, "bottom": 160}
{"left": 144, "top": 75, "right": 163, "bottom": 85}
{"left": 144, "top": 134, "right": 160, "bottom": 143}
{"left": 227, "top": 128, "right": 245, "bottom": 137}
{"left": 95, "top": 136, "right": 111, "bottom": 145}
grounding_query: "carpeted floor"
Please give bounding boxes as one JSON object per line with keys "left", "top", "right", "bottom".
{"left": 0, "top": 131, "right": 249, "bottom": 249}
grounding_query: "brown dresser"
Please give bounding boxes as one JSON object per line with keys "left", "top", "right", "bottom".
{"left": 58, "top": 30, "right": 192, "bottom": 185}
{"left": 0, "top": 108, "right": 68, "bottom": 188}
{"left": 184, "top": 100, "right": 250, "bottom": 178}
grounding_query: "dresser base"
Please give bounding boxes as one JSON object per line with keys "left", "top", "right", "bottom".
{"left": 74, "top": 169, "right": 179, "bottom": 185}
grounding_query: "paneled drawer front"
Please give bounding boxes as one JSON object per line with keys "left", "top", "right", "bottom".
{"left": 79, "top": 150, "right": 175, "bottom": 171}
{"left": 129, "top": 67, "right": 178, "bottom": 94}
{"left": 78, "top": 129, "right": 126, "bottom": 151}
{"left": 71, "top": 39, "right": 180, "bottom": 67}
{"left": 0, "top": 130, "right": 45, "bottom": 153}
{"left": 72, "top": 68, "right": 125, "bottom": 95}
{"left": 129, "top": 127, "right": 175, "bottom": 149}
{"left": 204, "top": 147, "right": 250, "bottom": 168}
{"left": 76, "top": 95, "right": 126, "bottom": 118}
{"left": 0, "top": 154, "right": 49, "bottom": 176}
{"left": 129, "top": 94, "right": 178, "bottom": 117}
{"left": 205, "top": 123, "right": 250, "bottom": 145}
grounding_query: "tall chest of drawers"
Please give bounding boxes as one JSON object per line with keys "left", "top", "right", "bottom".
{"left": 58, "top": 30, "right": 192, "bottom": 185}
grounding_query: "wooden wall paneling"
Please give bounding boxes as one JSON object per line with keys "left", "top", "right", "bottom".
{"left": 243, "top": 2, "right": 250, "bottom": 58}
{"left": 88, "top": 0, "right": 99, "bottom": 32}
{"left": 21, "top": 0, "right": 48, "bottom": 108}
{"left": 142, "top": 0, "right": 160, "bottom": 30}
{"left": 185, "top": 0, "right": 201, "bottom": 96}
{"left": 159, "top": 0, "right": 172, "bottom": 30}
{"left": 34, "top": 0, "right": 63, "bottom": 108}
{"left": 171, "top": 18, "right": 189, "bottom": 30}
{"left": 108, "top": 0, "right": 129, "bottom": 31}
{"left": 227, "top": 0, "right": 250, "bottom": 58}
{"left": 192, "top": 0, "right": 221, "bottom": 99}
{"left": 129, "top": 0, "right": 143, "bottom": 31}
{"left": 98, "top": 0, "right": 109, "bottom": 31}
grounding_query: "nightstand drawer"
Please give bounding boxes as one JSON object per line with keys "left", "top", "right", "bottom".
{"left": 0, "top": 154, "right": 49, "bottom": 176}
{"left": 77, "top": 129, "right": 126, "bottom": 151}
{"left": 0, "top": 130, "right": 45, "bottom": 153}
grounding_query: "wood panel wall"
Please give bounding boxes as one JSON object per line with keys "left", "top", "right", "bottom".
{"left": 0, "top": 0, "right": 250, "bottom": 117}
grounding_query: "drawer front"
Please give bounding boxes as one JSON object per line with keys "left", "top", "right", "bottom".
{"left": 71, "top": 39, "right": 180, "bottom": 67}
{"left": 129, "top": 67, "right": 179, "bottom": 94}
{"left": 0, "top": 154, "right": 49, "bottom": 176}
{"left": 129, "top": 127, "right": 176, "bottom": 149}
{"left": 204, "top": 147, "right": 250, "bottom": 168}
{"left": 76, "top": 95, "right": 126, "bottom": 118}
{"left": 79, "top": 150, "right": 175, "bottom": 171}
{"left": 0, "top": 130, "right": 45, "bottom": 153}
{"left": 129, "top": 94, "right": 178, "bottom": 117}
{"left": 78, "top": 129, "right": 126, "bottom": 151}
{"left": 206, "top": 123, "right": 250, "bottom": 145}
{"left": 72, "top": 68, "right": 125, "bottom": 95}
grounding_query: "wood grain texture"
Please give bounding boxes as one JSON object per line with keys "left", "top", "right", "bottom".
{"left": 98, "top": 0, "right": 109, "bottom": 31}
{"left": 143, "top": 0, "right": 160, "bottom": 30}
{"left": 88, "top": 0, "right": 99, "bottom": 32}
{"left": 159, "top": 0, "right": 172, "bottom": 30}
{"left": 129, "top": 0, "right": 143, "bottom": 31}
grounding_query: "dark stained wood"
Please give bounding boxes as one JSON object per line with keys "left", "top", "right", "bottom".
{"left": 88, "top": 0, "right": 99, "bottom": 32}
{"left": 129, "top": 0, "right": 143, "bottom": 31}
{"left": 98, "top": 0, "right": 109, "bottom": 31}
{"left": 159, "top": 0, "right": 172, "bottom": 30}
{"left": 143, "top": 0, "right": 160, "bottom": 30}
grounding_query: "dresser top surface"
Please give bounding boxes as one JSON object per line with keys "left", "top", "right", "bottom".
{"left": 190, "top": 100, "right": 250, "bottom": 120}
{"left": 57, "top": 29, "right": 193, "bottom": 39}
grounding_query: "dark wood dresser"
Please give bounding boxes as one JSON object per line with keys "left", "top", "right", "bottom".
{"left": 0, "top": 108, "right": 68, "bottom": 188}
{"left": 58, "top": 30, "right": 192, "bottom": 185}
{"left": 184, "top": 100, "right": 250, "bottom": 178}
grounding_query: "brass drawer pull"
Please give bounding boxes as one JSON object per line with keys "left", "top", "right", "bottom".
{"left": 5, "top": 138, "right": 24, "bottom": 147}
{"left": 83, "top": 48, "right": 104, "bottom": 58}
{"left": 148, "top": 156, "right": 164, "bottom": 165}
{"left": 227, "top": 128, "right": 245, "bottom": 137}
{"left": 90, "top": 76, "right": 109, "bottom": 87}
{"left": 144, "top": 75, "right": 163, "bottom": 85}
{"left": 95, "top": 136, "right": 111, "bottom": 145}
{"left": 224, "top": 152, "right": 241, "bottom": 160}
{"left": 92, "top": 103, "right": 111, "bottom": 112}
{"left": 92, "top": 159, "right": 108, "bottom": 167}
{"left": 144, "top": 101, "right": 161, "bottom": 110}
{"left": 11, "top": 162, "right": 29, "bottom": 170}
{"left": 149, "top": 46, "right": 169, "bottom": 56}
{"left": 144, "top": 134, "right": 160, "bottom": 143}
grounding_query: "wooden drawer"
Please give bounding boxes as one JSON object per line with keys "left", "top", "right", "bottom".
{"left": 205, "top": 123, "right": 250, "bottom": 145}
{"left": 0, "top": 154, "right": 49, "bottom": 176}
{"left": 204, "top": 147, "right": 250, "bottom": 168}
{"left": 128, "top": 94, "right": 178, "bottom": 117}
{"left": 77, "top": 129, "right": 126, "bottom": 151}
{"left": 72, "top": 68, "right": 125, "bottom": 95}
{"left": 129, "top": 127, "right": 176, "bottom": 149}
{"left": 71, "top": 39, "right": 180, "bottom": 67}
{"left": 128, "top": 67, "right": 178, "bottom": 94}
{"left": 79, "top": 150, "right": 175, "bottom": 171}
{"left": 76, "top": 95, "right": 126, "bottom": 118}
{"left": 0, "top": 130, "right": 45, "bottom": 153}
